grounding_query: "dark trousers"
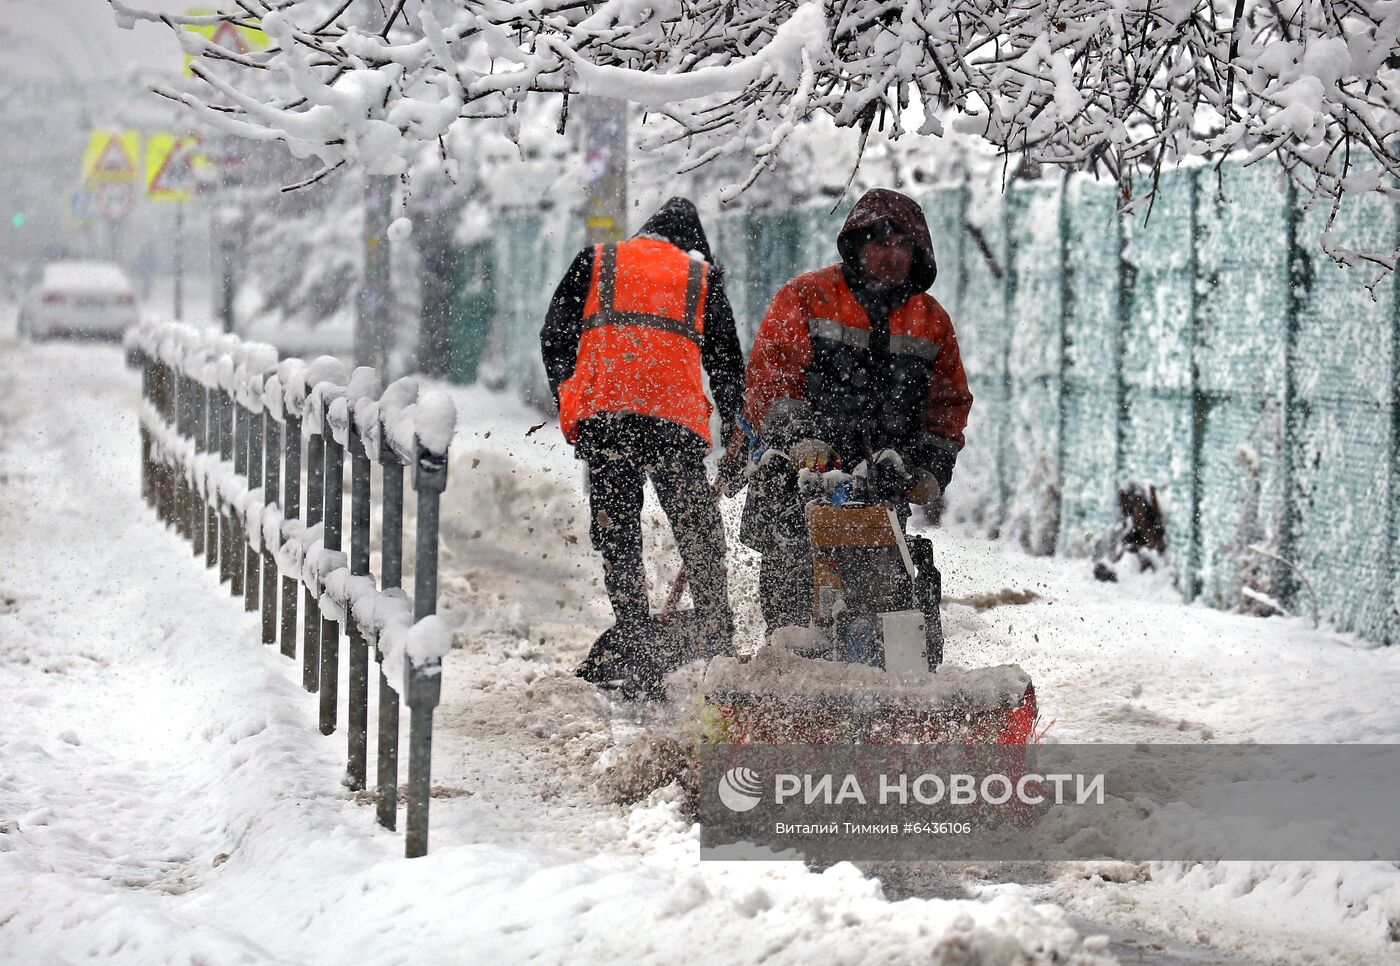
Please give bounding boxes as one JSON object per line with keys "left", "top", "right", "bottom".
{"left": 758, "top": 546, "right": 814, "bottom": 629}
{"left": 585, "top": 434, "right": 729, "bottom": 626}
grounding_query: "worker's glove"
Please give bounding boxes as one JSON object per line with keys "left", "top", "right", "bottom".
{"left": 853, "top": 448, "right": 911, "bottom": 503}
{"left": 760, "top": 399, "right": 818, "bottom": 452}
{"left": 908, "top": 433, "right": 958, "bottom": 491}
{"left": 716, "top": 419, "right": 748, "bottom": 497}
{"left": 739, "top": 448, "right": 803, "bottom": 552}
{"left": 788, "top": 438, "right": 835, "bottom": 472}
{"left": 907, "top": 467, "right": 942, "bottom": 507}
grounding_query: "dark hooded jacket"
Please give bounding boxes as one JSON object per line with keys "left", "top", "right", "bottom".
{"left": 743, "top": 188, "right": 971, "bottom": 488}
{"left": 541, "top": 197, "right": 745, "bottom": 459}
{"left": 836, "top": 187, "right": 938, "bottom": 292}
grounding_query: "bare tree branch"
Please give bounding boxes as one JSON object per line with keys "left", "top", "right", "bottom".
{"left": 108, "top": 0, "right": 1400, "bottom": 278}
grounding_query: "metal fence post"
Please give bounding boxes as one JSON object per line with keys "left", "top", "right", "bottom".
{"left": 1186, "top": 168, "right": 1206, "bottom": 602}
{"left": 164, "top": 359, "right": 177, "bottom": 526}
{"left": 205, "top": 381, "right": 218, "bottom": 569}
{"left": 181, "top": 373, "right": 197, "bottom": 542}
{"left": 219, "top": 385, "right": 235, "bottom": 585}
{"left": 231, "top": 394, "right": 247, "bottom": 597}
{"left": 282, "top": 408, "right": 302, "bottom": 659}
{"left": 244, "top": 393, "right": 264, "bottom": 613}
{"left": 157, "top": 359, "right": 170, "bottom": 524}
{"left": 262, "top": 406, "right": 281, "bottom": 645}
{"left": 304, "top": 422, "right": 325, "bottom": 692}
{"left": 1114, "top": 203, "right": 1132, "bottom": 488}
{"left": 187, "top": 373, "right": 201, "bottom": 543}
{"left": 140, "top": 351, "right": 153, "bottom": 506}
{"left": 1278, "top": 179, "right": 1304, "bottom": 608}
{"left": 319, "top": 395, "right": 345, "bottom": 735}
{"left": 242, "top": 397, "right": 261, "bottom": 610}
{"left": 174, "top": 372, "right": 190, "bottom": 540}
{"left": 191, "top": 370, "right": 207, "bottom": 559}
{"left": 156, "top": 358, "right": 174, "bottom": 525}
{"left": 405, "top": 438, "right": 448, "bottom": 858}
{"left": 1055, "top": 174, "right": 1071, "bottom": 554}
{"left": 186, "top": 373, "right": 199, "bottom": 545}
{"left": 346, "top": 412, "right": 373, "bottom": 790}
{"left": 376, "top": 431, "right": 406, "bottom": 830}
{"left": 997, "top": 195, "right": 1015, "bottom": 525}
{"left": 152, "top": 356, "right": 164, "bottom": 521}
{"left": 171, "top": 367, "right": 182, "bottom": 528}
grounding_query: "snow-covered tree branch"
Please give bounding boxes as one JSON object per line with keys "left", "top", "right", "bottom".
{"left": 113, "top": 0, "right": 1400, "bottom": 275}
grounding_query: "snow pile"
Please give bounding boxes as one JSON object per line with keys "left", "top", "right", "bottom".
{"left": 371, "top": 376, "right": 419, "bottom": 462}
{"left": 385, "top": 385, "right": 457, "bottom": 460}
{"left": 703, "top": 644, "right": 1032, "bottom": 712}
{"left": 326, "top": 365, "right": 381, "bottom": 448}
{"left": 301, "top": 354, "right": 348, "bottom": 438}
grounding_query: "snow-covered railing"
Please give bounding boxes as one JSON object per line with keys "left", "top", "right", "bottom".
{"left": 126, "top": 321, "right": 457, "bottom": 858}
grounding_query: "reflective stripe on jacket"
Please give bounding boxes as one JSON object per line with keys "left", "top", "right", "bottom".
{"left": 558, "top": 237, "right": 713, "bottom": 444}
{"left": 743, "top": 263, "right": 972, "bottom": 454}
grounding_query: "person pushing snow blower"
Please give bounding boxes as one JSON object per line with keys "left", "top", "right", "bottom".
{"left": 702, "top": 191, "right": 1036, "bottom": 745}
{"left": 542, "top": 197, "right": 745, "bottom": 698}
{"left": 738, "top": 188, "right": 973, "bottom": 635}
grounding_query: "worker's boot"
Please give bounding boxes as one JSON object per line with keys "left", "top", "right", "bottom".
{"left": 661, "top": 603, "right": 734, "bottom": 661}
{"left": 576, "top": 607, "right": 654, "bottom": 687}
{"left": 696, "top": 600, "right": 735, "bottom": 660}
{"left": 681, "top": 535, "right": 736, "bottom": 663}
{"left": 579, "top": 535, "right": 654, "bottom": 687}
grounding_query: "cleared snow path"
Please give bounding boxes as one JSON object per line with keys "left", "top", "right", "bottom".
{"left": 0, "top": 339, "right": 1109, "bottom": 964}
{"left": 426, "top": 385, "right": 1400, "bottom": 966}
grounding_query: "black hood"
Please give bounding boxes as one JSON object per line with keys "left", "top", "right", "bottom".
{"left": 837, "top": 188, "right": 938, "bottom": 291}
{"left": 637, "top": 197, "right": 713, "bottom": 262}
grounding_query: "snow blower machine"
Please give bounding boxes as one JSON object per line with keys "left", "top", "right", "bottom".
{"left": 700, "top": 446, "right": 1037, "bottom": 746}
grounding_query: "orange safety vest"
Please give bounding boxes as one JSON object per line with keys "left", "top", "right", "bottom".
{"left": 558, "top": 237, "right": 713, "bottom": 445}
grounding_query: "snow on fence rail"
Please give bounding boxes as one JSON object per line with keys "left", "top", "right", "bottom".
{"left": 125, "top": 321, "right": 457, "bottom": 858}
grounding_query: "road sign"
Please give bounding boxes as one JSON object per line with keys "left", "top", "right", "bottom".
{"left": 70, "top": 188, "right": 97, "bottom": 226}
{"left": 146, "top": 133, "right": 206, "bottom": 202}
{"left": 82, "top": 131, "right": 141, "bottom": 186}
{"left": 183, "top": 11, "right": 268, "bottom": 73}
{"left": 95, "top": 181, "right": 135, "bottom": 221}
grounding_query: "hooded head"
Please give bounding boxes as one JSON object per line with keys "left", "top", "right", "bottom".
{"left": 836, "top": 189, "right": 937, "bottom": 291}
{"left": 637, "top": 197, "right": 713, "bottom": 262}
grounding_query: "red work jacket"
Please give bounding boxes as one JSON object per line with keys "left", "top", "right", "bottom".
{"left": 744, "top": 264, "right": 972, "bottom": 451}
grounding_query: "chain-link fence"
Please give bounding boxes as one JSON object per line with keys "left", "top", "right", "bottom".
{"left": 466, "top": 168, "right": 1398, "bottom": 647}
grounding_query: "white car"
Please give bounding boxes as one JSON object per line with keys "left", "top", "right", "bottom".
{"left": 18, "top": 261, "right": 141, "bottom": 340}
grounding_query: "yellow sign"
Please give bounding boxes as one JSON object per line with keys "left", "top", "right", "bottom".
{"left": 145, "top": 133, "right": 207, "bottom": 202}
{"left": 81, "top": 131, "right": 141, "bottom": 186}
{"left": 183, "top": 12, "right": 268, "bottom": 73}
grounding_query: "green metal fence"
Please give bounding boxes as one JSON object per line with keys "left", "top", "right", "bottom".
{"left": 467, "top": 169, "right": 1398, "bottom": 646}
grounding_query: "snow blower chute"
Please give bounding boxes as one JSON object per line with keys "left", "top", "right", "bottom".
{"left": 703, "top": 497, "right": 1036, "bottom": 745}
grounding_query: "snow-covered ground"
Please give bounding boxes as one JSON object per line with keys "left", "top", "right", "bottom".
{"left": 2, "top": 329, "right": 1399, "bottom": 965}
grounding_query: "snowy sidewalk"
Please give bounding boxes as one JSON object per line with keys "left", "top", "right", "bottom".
{"left": 0, "top": 340, "right": 1109, "bottom": 964}
{"left": 3, "top": 338, "right": 1399, "bottom": 964}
